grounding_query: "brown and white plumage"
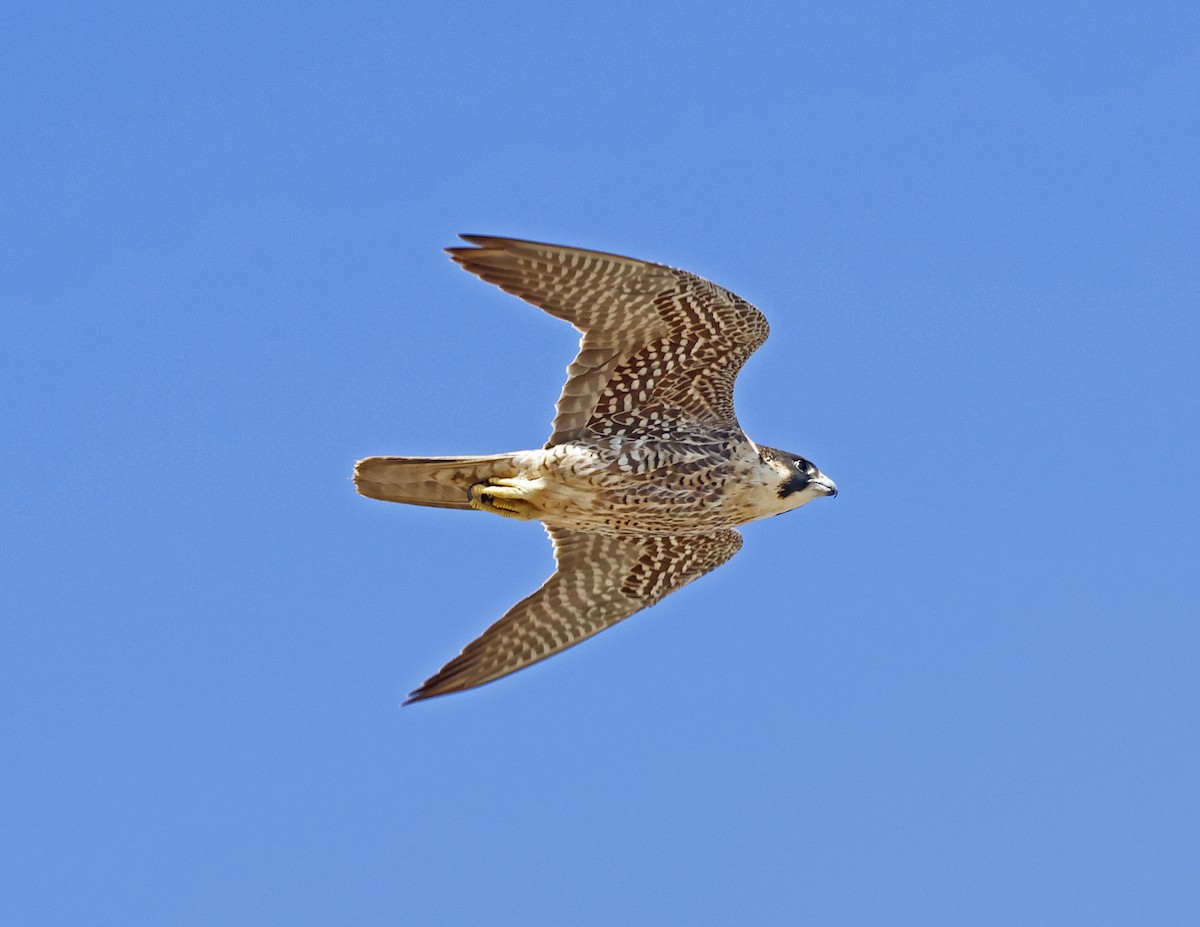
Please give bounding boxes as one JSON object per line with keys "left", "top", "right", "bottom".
{"left": 408, "top": 527, "right": 743, "bottom": 701}
{"left": 355, "top": 236, "right": 837, "bottom": 703}
{"left": 447, "top": 235, "right": 769, "bottom": 445}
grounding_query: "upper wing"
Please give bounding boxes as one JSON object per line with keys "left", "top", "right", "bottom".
{"left": 447, "top": 236, "right": 770, "bottom": 446}
{"left": 404, "top": 526, "right": 743, "bottom": 703}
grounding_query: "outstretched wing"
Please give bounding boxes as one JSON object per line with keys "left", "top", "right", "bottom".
{"left": 447, "top": 236, "right": 770, "bottom": 446}
{"left": 405, "top": 527, "right": 743, "bottom": 703}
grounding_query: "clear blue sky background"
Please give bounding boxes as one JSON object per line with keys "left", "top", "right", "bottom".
{"left": 3, "top": 3, "right": 1198, "bottom": 925}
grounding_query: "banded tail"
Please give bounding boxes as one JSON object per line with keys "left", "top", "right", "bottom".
{"left": 353, "top": 454, "right": 522, "bottom": 510}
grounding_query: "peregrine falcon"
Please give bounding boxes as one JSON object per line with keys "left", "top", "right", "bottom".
{"left": 355, "top": 236, "right": 837, "bottom": 703}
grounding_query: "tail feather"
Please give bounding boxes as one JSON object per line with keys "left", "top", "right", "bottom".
{"left": 353, "top": 454, "right": 522, "bottom": 510}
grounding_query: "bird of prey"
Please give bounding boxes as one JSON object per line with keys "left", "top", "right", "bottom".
{"left": 355, "top": 236, "right": 837, "bottom": 703}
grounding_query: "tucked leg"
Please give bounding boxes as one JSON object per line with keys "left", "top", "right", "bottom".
{"left": 468, "top": 478, "right": 543, "bottom": 521}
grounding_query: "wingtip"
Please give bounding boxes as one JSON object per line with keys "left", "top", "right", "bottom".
{"left": 401, "top": 681, "right": 465, "bottom": 706}
{"left": 402, "top": 682, "right": 439, "bottom": 706}
{"left": 402, "top": 650, "right": 502, "bottom": 704}
{"left": 403, "top": 662, "right": 471, "bottom": 705}
{"left": 448, "top": 234, "right": 559, "bottom": 253}
{"left": 445, "top": 234, "right": 497, "bottom": 264}
{"left": 445, "top": 233, "right": 497, "bottom": 253}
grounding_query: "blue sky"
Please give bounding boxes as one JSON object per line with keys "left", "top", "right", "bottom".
{"left": 3, "top": 2, "right": 1198, "bottom": 924}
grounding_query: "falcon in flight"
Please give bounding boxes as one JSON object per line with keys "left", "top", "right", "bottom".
{"left": 355, "top": 236, "right": 837, "bottom": 703}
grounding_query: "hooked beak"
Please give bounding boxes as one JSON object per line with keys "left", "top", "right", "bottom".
{"left": 813, "top": 475, "right": 838, "bottom": 498}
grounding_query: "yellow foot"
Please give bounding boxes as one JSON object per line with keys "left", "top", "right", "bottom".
{"left": 468, "top": 478, "right": 541, "bottom": 521}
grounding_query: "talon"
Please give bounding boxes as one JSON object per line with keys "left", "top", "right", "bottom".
{"left": 468, "top": 478, "right": 542, "bottom": 521}
{"left": 467, "top": 483, "right": 489, "bottom": 510}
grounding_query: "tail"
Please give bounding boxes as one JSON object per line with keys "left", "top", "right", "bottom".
{"left": 353, "top": 453, "right": 523, "bottom": 510}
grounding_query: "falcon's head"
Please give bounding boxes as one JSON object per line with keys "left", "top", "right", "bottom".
{"left": 759, "top": 446, "right": 838, "bottom": 512}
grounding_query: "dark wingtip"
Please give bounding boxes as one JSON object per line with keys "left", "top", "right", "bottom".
{"left": 402, "top": 683, "right": 440, "bottom": 706}
{"left": 448, "top": 234, "right": 562, "bottom": 254}
{"left": 401, "top": 681, "right": 467, "bottom": 706}
{"left": 446, "top": 234, "right": 505, "bottom": 253}
{"left": 445, "top": 234, "right": 488, "bottom": 260}
{"left": 402, "top": 664, "right": 473, "bottom": 705}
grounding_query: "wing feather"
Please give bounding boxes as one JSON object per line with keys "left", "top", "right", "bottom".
{"left": 447, "top": 236, "right": 769, "bottom": 445}
{"left": 404, "top": 526, "right": 743, "bottom": 703}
